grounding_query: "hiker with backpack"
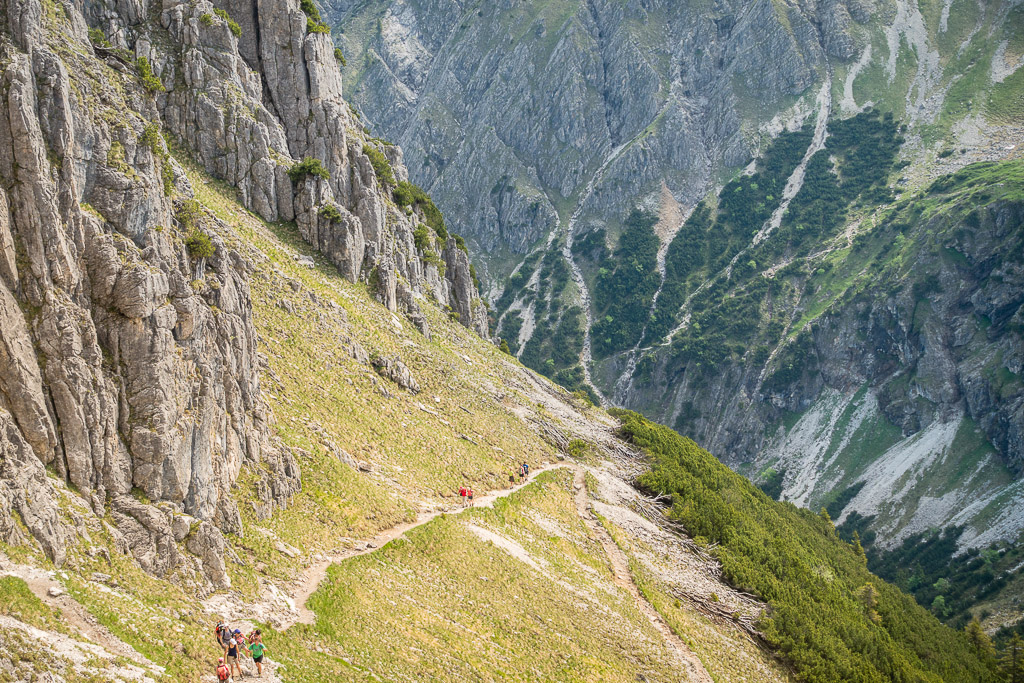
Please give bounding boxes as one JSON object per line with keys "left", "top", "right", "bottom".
{"left": 224, "top": 630, "right": 243, "bottom": 679}
{"left": 519, "top": 463, "right": 526, "bottom": 482}
{"left": 523, "top": 461, "right": 530, "bottom": 477}
{"left": 459, "top": 485, "right": 468, "bottom": 507}
{"left": 467, "top": 488, "right": 474, "bottom": 506}
{"left": 215, "top": 620, "right": 232, "bottom": 649}
{"left": 216, "top": 657, "right": 231, "bottom": 681}
{"left": 248, "top": 634, "right": 268, "bottom": 678}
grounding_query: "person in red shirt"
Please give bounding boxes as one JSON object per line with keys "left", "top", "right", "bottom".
{"left": 216, "top": 657, "right": 230, "bottom": 681}
{"left": 459, "top": 486, "right": 467, "bottom": 507}
{"left": 468, "top": 488, "right": 474, "bottom": 506}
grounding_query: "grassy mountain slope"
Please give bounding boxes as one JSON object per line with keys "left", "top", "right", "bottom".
{"left": 0, "top": 145, "right": 996, "bottom": 682}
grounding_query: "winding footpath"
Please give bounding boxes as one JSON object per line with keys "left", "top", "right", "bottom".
{"left": 208, "top": 459, "right": 712, "bottom": 681}
{"left": 286, "top": 462, "right": 562, "bottom": 627}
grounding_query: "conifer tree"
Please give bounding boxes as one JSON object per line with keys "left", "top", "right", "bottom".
{"left": 964, "top": 617, "right": 995, "bottom": 661}
{"left": 856, "top": 583, "right": 881, "bottom": 623}
{"left": 852, "top": 530, "right": 866, "bottom": 564}
{"left": 1001, "top": 632, "right": 1024, "bottom": 683}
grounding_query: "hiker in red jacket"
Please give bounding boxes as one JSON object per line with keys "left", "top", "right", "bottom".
{"left": 216, "top": 657, "right": 230, "bottom": 681}
{"left": 468, "top": 488, "right": 474, "bottom": 506}
{"left": 459, "top": 485, "right": 468, "bottom": 507}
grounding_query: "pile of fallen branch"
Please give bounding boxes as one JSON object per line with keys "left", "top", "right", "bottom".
{"left": 630, "top": 496, "right": 719, "bottom": 566}
{"left": 666, "top": 586, "right": 766, "bottom": 643}
{"left": 631, "top": 491, "right": 770, "bottom": 645}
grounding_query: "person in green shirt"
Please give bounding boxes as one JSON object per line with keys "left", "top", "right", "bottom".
{"left": 247, "top": 638, "right": 268, "bottom": 678}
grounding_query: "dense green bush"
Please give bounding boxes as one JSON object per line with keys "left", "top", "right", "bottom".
{"left": 363, "top": 144, "right": 396, "bottom": 187}
{"left": 176, "top": 199, "right": 203, "bottom": 230}
{"left": 299, "top": 0, "right": 331, "bottom": 33}
{"left": 139, "top": 123, "right": 162, "bottom": 154}
{"left": 307, "top": 18, "right": 331, "bottom": 34}
{"left": 393, "top": 180, "right": 447, "bottom": 239}
{"left": 412, "top": 223, "right": 432, "bottom": 252}
{"left": 617, "top": 410, "right": 996, "bottom": 683}
{"left": 287, "top": 156, "right": 330, "bottom": 183}
{"left": 334, "top": 47, "right": 347, "bottom": 65}
{"left": 136, "top": 57, "right": 164, "bottom": 93}
{"left": 318, "top": 204, "right": 343, "bottom": 222}
{"left": 214, "top": 8, "right": 241, "bottom": 36}
{"left": 591, "top": 209, "right": 660, "bottom": 357}
{"left": 88, "top": 27, "right": 111, "bottom": 47}
{"left": 185, "top": 230, "right": 215, "bottom": 260}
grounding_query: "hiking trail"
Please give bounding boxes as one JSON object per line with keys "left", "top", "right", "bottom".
{"left": 207, "top": 453, "right": 713, "bottom": 681}
{"left": 572, "top": 467, "right": 714, "bottom": 682}
{"left": 203, "top": 461, "right": 564, "bottom": 633}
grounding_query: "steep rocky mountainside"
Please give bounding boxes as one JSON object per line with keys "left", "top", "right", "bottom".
{"left": 631, "top": 161, "right": 1024, "bottom": 552}
{"left": 0, "top": 0, "right": 1010, "bottom": 678}
{"left": 329, "top": 0, "right": 831, "bottom": 284}
{"left": 329, "top": 0, "right": 1024, "bottom": 557}
{"left": 0, "top": 0, "right": 487, "bottom": 591}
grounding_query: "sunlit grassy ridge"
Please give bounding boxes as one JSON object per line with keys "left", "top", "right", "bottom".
{"left": 182, "top": 157, "right": 567, "bottom": 593}
{"left": 267, "top": 469, "right": 684, "bottom": 682}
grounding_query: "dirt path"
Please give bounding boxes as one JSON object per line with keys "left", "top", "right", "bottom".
{"left": 214, "top": 462, "right": 565, "bottom": 631}
{"left": 572, "top": 467, "right": 714, "bottom": 682}
{"left": 0, "top": 558, "right": 165, "bottom": 681}
{"left": 213, "top": 444, "right": 711, "bottom": 682}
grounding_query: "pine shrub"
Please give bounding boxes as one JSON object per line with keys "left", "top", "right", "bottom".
{"left": 136, "top": 57, "right": 164, "bottom": 93}
{"left": 287, "top": 156, "right": 330, "bottom": 183}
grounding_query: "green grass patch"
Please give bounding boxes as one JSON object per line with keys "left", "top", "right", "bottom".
{"left": 280, "top": 469, "right": 681, "bottom": 681}
{"left": 0, "top": 576, "right": 65, "bottom": 632}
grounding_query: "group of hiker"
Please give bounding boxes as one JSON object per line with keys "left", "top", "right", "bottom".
{"left": 212, "top": 462, "right": 537, "bottom": 678}
{"left": 509, "top": 461, "right": 529, "bottom": 486}
{"left": 461, "top": 462, "right": 532, "bottom": 507}
{"left": 215, "top": 621, "right": 268, "bottom": 680}
{"left": 507, "top": 462, "right": 532, "bottom": 489}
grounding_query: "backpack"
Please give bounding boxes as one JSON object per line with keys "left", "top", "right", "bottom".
{"left": 217, "top": 664, "right": 230, "bottom": 681}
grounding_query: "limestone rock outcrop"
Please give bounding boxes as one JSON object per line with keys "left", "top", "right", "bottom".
{"left": 0, "top": 0, "right": 484, "bottom": 586}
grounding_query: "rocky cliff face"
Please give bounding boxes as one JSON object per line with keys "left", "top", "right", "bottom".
{"left": 330, "top": 0, "right": 839, "bottom": 263}
{"left": 0, "top": 0, "right": 485, "bottom": 588}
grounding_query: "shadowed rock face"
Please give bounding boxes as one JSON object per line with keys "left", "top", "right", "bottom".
{"left": 0, "top": 0, "right": 484, "bottom": 584}
{"left": 327, "top": 0, "right": 850, "bottom": 265}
